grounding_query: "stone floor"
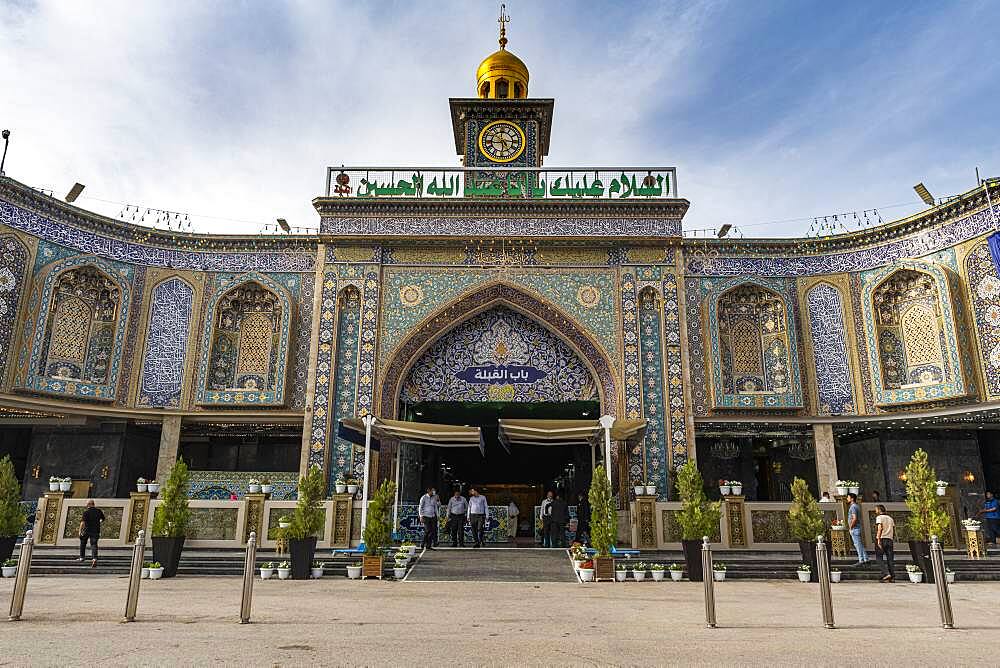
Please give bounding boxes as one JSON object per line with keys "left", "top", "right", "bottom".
{"left": 2, "top": 575, "right": 998, "bottom": 665}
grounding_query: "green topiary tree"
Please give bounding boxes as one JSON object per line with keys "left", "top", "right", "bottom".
{"left": 675, "top": 460, "right": 721, "bottom": 540}
{"left": 0, "top": 455, "right": 26, "bottom": 538}
{"left": 788, "top": 477, "right": 825, "bottom": 542}
{"left": 588, "top": 465, "right": 617, "bottom": 557}
{"left": 363, "top": 479, "right": 395, "bottom": 555}
{"left": 151, "top": 458, "right": 191, "bottom": 537}
{"left": 904, "top": 448, "right": 950, "bottom": 540}
{"left": 286, "top": 464, "right": 326, "bottom": 540}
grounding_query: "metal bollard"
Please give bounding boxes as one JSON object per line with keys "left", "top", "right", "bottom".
{"left": 701, "top": 536, "right": 717, "bottom": 628}
{"left": 122, "top": 529, "right": 146, "bottom": 622}
{"left": 815, "top": 535, "right": 835, "bottom": 629}
{"left": 929, "top": 535, "right": 955, "bottom": 629}
{"left": 240, "top": 531, "right": 257, "bottom": 624}
{"left": 8, "top": 530, "right": 35, "bottom": 621}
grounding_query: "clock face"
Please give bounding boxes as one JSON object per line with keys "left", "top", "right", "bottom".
{"left": 477, "top": 120, "right": 526, "bottom": 163}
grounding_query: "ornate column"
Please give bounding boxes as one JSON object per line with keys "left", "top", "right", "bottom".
{"left": 300, "top": 243, "right": 330, "bottom": 477}
{"left": 330, "top": 492, "right": 355, "bottom": 548}
{"left": 36, "top": 491, "right": 65, "bottom": 545}
{"left": 633, "top": 494, "right": 659, "bottom": 549}
{"left": 155, "top": 415, "right": 183, "bottom": 482}
{"left": 812, "top": 423, "right": 839, "bottom": 496}
{"left": 242, "top": 492, "right": 266, "bottom": 545}
{"left": 125, "top": 491, "right": 152, "bottom": 542}
{"left": 722, "top": 495, "right": 747, "bottom": 548}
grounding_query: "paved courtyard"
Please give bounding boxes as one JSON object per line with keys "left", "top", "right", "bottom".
{"left": 2, "top": 576, "right": 998, "bottom": 666}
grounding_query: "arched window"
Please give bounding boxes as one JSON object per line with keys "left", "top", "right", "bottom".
{"left": 207, "top": 282, "right": 282, "bottom": 392}
{"left": 872, "top": 269, "right": 947, "bottom": 389}
{"left": 513, "top": 82, "right": 523, "bottom": 98}
{"left": 716, "top": 284, "right": 791, "bottom": 396}
{"left": 496, "top": 78, "right": 509, "bottom": 99}
{"left": 479, "top": 81, "right": 490, "bottom": 98}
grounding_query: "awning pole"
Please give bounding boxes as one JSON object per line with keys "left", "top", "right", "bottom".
{"left": 591, "top": 442, "right": 597, "bottom": 476}
{"left": 392, "top": 441, "right": 402, "bottom": 532}
{"left": 360, "top": 414, "right": 376, "bottom": 532}
{"left": 599, "top": 415, "right": 615, "bottom": 487}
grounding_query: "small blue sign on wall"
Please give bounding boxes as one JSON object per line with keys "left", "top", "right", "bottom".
{"left": 455, "top": 364, "right": 547, "bottom": 384}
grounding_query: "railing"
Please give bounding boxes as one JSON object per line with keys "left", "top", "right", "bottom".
{"left": 324, "top": 166, "right": 678, "bottom": 200}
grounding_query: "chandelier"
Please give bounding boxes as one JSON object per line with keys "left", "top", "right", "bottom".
{"left": 710, "top": 438, "right": 740, "bottom": 460}
{"left": 787, "top": 440, "right": 814, "bottom": 461}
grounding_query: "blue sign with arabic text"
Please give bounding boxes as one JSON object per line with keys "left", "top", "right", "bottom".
{"left": 455, "top": 364, "right": 547, "bottom": 385}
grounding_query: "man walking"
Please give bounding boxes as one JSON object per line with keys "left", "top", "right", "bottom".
{"left": 467, "top": 487, "right": 489, "bottom": 548}
{"left": 847, "top": 493, "right": 869, "bottom": 566}
{"left": 447, "top": 489, "right": 468, "bottom": 547}
{"left": 78, "top": 500, "right": 105, "bottom": 568}
{"left": 418, "top": 486, "right": 439, "bottom": 551}
{"left": 549, "top": 492, "right": 569, "bottom": 548}
{"left": 539, "top": 490, "right": 554, "bottom": 547}
{"left": 507, "top": 499, "right": 519, "bottom": 541}
{"left": 978, "top": 490, "right": 999, "bottom": 547}
{"left": 874, "top": 504, "right": 896, "bottom": 583}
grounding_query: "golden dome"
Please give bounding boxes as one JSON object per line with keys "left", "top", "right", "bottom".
{"left": 476, "top": 5, "right": 528, "bottom": 99}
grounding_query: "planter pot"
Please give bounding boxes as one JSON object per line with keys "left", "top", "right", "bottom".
{"left": 936, "top": 486, "right": 947, "bottom": 496}
{"left": 148, "top": 568, "right": 164, "bottom": 580}
{"left": 632, "top": 570, "right": 646, "bottom": 581}
{"left": 278, "top": 521, "right": 290, "bottom": 530}
{"left": 59, "top": 481, "right": 72, "bottom": 492}
{"left": 633, "top": 485, "right": 646, "bottom": 496}
{"left": 140, "top": 567, "right": 150, "bottom": 579}
{"left": 719, "top": 485, "right": 731, "bottom": 496}
{"left": 1, "top": 566, "right": 16, "bottom": 578}
{"left": 347, "top": 484, "right": 359, "bottom": 495}
{"left": 797, "top": 540, "right": 827, "bottom": 583}
{"left": 346, "top": 566, "right": 362, "bottom": 579}
{"left": 946, "top": 572, "right": 956, "bottom": 584}
{"left": 393, "top": 567, "right": 407, "bottom": 579}
{"left": 289, "top": 537, "right": 318, "bottom": 580}
{"left": 406, "top": 545, "right": 417, "bottom": 557}
{"left": 835, "top": 486, "right": 847, "bottom": 496}
{"left": 151, "top": 536, "right": 185, "bottom": 578}
{"left": 277, "top": 568, "right": 291, "bottom": 580}
{"left": 49, "top": 482, "right": 59, "bottom": 491}
{"left": 651, "top": 570, "right": 665, "bottom": 581}
{"left": 0, "top": 536, "right": 16, "bottom": 564}
{"left": 907, "top": 541, "right": 934, "bottom": 584}
{"left": 713, "top": 570, "right": 727, "bottom": 582}
{"left": 908, "top": 572, "right": 924, "bottom": 584}
{"left": 335, "top": 484, "right": 347, "bottom": 494}
{"left": 615, "top": 570, "right": 627, "bottom": 582}
{"left": 311, "top": 567, "right": 324, "bottom": 579}
{"left": 730, "top": 485, "right": 742, "bottom": 496}
{"left": 645, "top": 485, "right": 657, "bottom": 496}
{"left": 796, "top": 570, "right": 811, "bottom": 583}
{"left": 578, "top": 568, "right": 595, "bottom": 582}
{"left": 681, "top": 539, "right": 704, "bottom": 582}
{"left": 249, "top": 484, "right": 261, "bottom": 494}
{"left": 136, "top": 483, "right": 148, "bottom": 493}
{"left": 830, "top": 571, "right": 842, "bottom": 583}
{"left": 669, "top": 570, "right": 683, "bottom": 582}
{"left": 147, "top": 483, "right": 160, "bottom": 494}
{"left": 362, "top": 555, "right": 384, "bottom": 579}
{"left": 573, "top": 560, "right": 586, "bottom": 571}
{"left": 848, "top": 486, "right": 860, "bottom": 495}
{"left": 260, "top": 568, "right": 274, "bottom": 579}
{"left": 261, "top": 485, "right": 272, "bottom": 495}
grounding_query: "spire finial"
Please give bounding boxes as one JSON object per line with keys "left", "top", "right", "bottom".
{"left": 498, "top": 3, "right": 509, "bottom": 50}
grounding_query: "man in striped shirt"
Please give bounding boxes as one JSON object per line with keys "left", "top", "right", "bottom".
{"left": 467, "top": 487, "right": 489, "bottom": 548}
{"left": 418, "top": 487, "right": 440, "bottom": 551}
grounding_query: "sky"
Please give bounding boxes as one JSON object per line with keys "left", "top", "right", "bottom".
{"left": 2, "top": 0, "right": 999, "bottom": 238}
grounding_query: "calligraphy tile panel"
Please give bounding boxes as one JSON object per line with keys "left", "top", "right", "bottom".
{"left": 966, "top": 240, "right": 1000, "bottom": 398}
{"left": 0, "top": 234, "right": 29, "bottom": 383}
{"left": 805, "top": 282, "right": 855, "bottom": 414}
{"left": 139, "top": 278, "right": 194, "bottom": 408}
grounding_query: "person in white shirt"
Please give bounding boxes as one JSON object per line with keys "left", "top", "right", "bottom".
{"left": 446, "top": 490, "right": 468, "bottom": 547}
{"left": 507, "top": 499, "right": 519, "bottom": 540}
{"left": 418, "top": 487, "right": 440, "bottom": 550}
{"left": 467, "top": 487, "right": 489, "bottom": 548}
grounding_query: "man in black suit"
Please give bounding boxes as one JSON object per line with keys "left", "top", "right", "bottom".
{"left": 548, "top": 492, "right": 569, "bottom": 548}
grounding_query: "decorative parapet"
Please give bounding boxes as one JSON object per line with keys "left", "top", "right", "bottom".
{"left": 126, "top": 491, "right": 151, "bottom": 543}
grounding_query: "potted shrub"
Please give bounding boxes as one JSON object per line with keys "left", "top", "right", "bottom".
{"left": 712, "top": 562, "right": 727, "bottom": 582}
{"left": 59, "top": 477, "right": 72, "bottom": 492}
{"left": 311, "top": 561, "right": 326, "bottom": 579}
{"left": 632, "top": 561, "right": 648, "bottom": 582}
{"left": 260, "top": 562, "right": 275, "bottom": 579}
{"left": 676, "top": 461, "right": 721, "bottom": 582}
{"left": 278, "top": 516, "right": 292, "bottom": 530}
{"left": 650, "top": 563, "right": 666, "bottom": 581}
{"left": 906, "top": 564, "right": 924, "bottom": 584}
{"left": 151, "top": 458, "right": 191, "bottom": 578}
{"left": 136, "top": 477, "right": 148, "bottom": 493}
{"left": 286, "top": 465, "right": 326, "bottom": 580}
{"left": 261, "top": 478, "right": 273, "bottom": 496}
{"left": 633, "top": 483, "right": 646, "bottom": 497}
{"left": 148, "top": 562, "right": 164, "bottom": 579}
{"left": 830, "top": 567, "right": 842, "bottom": 583}
{"left": 796, "top": 564, "right": 811, "bottom": 582}
{"left": 141, "top": 562, "right": 151, "bottom": 579}
{"left": 935, "top": 480, "right": 948, "bottom": 497}
{"left": 48, "top": 476, "right": 60, "bottom": 492}
{"left": 578, "top": 559, "right": 595, "bottom": 582}
{"left": 668, "top": 563, "right": 683, "bottom": 582}
{"left": 402, "top": 541, "right": 416, "bottom": 557}
{"left": 277, "top": 561, "right": 291, "bottom": 580}
{"left": 2, "top": 559, "right": 16, "bottom": 578}
{"left": 346, "top": 561, "right": 363, "bottom": 579}
{"left": 614, "top": 562, "right": 628, "bottom": 582}
{"left": 146, "top": 480, "right": 160, "bottom": 494}
{"left": 847, "top": 481, "right": 860, "bottom": 495}
{"left": 904, "top": 449, "right": 950, "bottom": 583}
{"left": 788, "top": 477, "right": 826, "bottom": 582}
{"left": 961, "top": 518, "right": 982, "bottom": 533}
{"left": 835, "top": 480, "right": 848, "bottom": 496}
{"left": 346, "top": 479, "right": 359, "bottom": 495}
{"left": 335, "top": 478, "right": 347, "bottom": 494}
{"left": 729, "top": 480, "right": 743, "bottom": 496}
{"left": 644, "top": 481, "right": 657, "bottom": 496}
{"left": 393, "top": 557, "right": 407, "bottom": 580}
{"left": 718, "top": 479, "right": 732, "bottom": 496}
{"left": 830, "top": 519, "right": 845, "bottom": 531}
{"left": 588, "top": 465, "right": 617, "bottom": 581}
{"left": 362, "top": 479, "right": 396, "bottom": 579}
{"left": 945, "top": 568, "right": 956, "bottom": 584}
{"left": 248, "top": 478, "right": 262, "bottom": 494}
{"left": 0, "top": 455, "right": 28, "bottom": 564}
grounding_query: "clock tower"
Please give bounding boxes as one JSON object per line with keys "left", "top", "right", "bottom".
{"left": 449, "top": 5, "right": 553, "bottom": 169}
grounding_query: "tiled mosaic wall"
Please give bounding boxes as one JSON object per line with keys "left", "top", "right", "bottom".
{"left": 0, "top": 233, "right": 29, "bottom": 384}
